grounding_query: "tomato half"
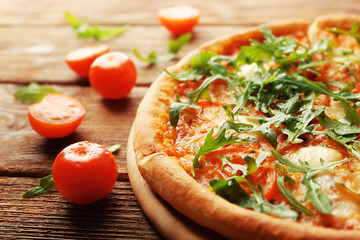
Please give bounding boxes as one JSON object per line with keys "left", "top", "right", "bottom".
{"left": 245, "top": 167, "right": 279, "bottom": 201}
{"left": 28, "top": 93, "right": 85, "bottom": 138}
{"left": 89, "top": 52, "right": 137, "bottom": 99}
{"left": 65, "top": 45, "right": 109, "bottom": 77}
{"left": 53, "top": 141, "right": 118, "bottom": 204}
{"left": 158, "top": 5, "right": 200, "bottom": 35}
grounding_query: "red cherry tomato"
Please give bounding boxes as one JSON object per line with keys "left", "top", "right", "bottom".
{"left": 158, "top": 5, "right": 200, "bottom": 35}
{"left": 65, "top": 45, "right": 109, "bottom": 77}
{"left": 28, "top": 93, "right": 85, "bottom": 138}
{"left": 89, "top": 52, "right": 137, "bottom": 99}
{"left": 246, "top": 167, "right": 279, "bottom": 201}
{"left": 53, "top": 141, "right": 118, "bottom": 204}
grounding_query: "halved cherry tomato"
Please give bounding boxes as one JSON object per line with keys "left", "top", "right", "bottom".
{"left": 65, "top": 45, "right": 109, "bottom": 77}
{"left": 89, "top": 52, "right": 137, "bottom": 99}
{"left": 158, "top": 5, "right": 200, "bottom": 35}
{"left": 53, "top": 141, "right": 118, "bottom": 204}
{"left": 245, "top": 167, "right": 279, "bottom": 201}
{"left": 28, "top": 93, "right": 85, "bottom": 138}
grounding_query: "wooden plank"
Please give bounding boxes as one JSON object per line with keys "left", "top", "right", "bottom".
{"left": 0, "top": 0, "right": 359, "bottom": 26}
{"left": 0, "top": 176, "right": 161, "bottom": 239}
{"left": 0, "top": 25, "right": 250, "bottom": 85}
{"left": 0, "top": 84, "right": 147, "bottom": 178}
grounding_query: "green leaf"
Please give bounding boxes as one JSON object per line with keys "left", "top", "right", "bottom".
{"left": 14, "top": 82, "right": 60, "bottom": 103}
{"left": 192, "top": 126, "right": 251, "bottom": 177}
{"left": 327, "top": 22, "right": 360, "bottom": 44}
{"left": 23, "top": 175, "right": 54, "bottom": 198}
{"left": 210, "top": 177, "right": 298, "bottom": 218}
{"left": 165, "top": 51, "right": 217, "bottom": 81}
{"left": 64, "top": 12, "right": 128, "bottom": 40}
{"left": 219, "top": 155, "right": 247, "bottom": 175}
{"left": 317, "top": 111, "right": 360, "bottom": 136}
{"left": 134, "top": 33, "right": 191, "bottom": 64}
{"left": 277, "top": 174, "right": 313, "bottom": 216}
{"left": 186, "top": 74, "right": 226, "bottom": 103}
{"left": 335, "top": 180, "right": 360, "bottom": 196}
{"left": 271, "top": 150, "right": 350, "bottom": 179}
{"left": 107, "top": 144, "right": 121, "bottom": 153}
{"left": 169, "top": 95, "right": 200, "bottom": 128}
{"left": 302, "top": 177, "right": 332, "bottom": 214}
{"left": 168, "top": 33, "right": 192, "bottom": 53}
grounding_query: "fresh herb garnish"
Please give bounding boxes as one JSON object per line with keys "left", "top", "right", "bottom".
{"left": 276, "top": 174, "right": 313, "bottom": 216}
{"left": 327, "top": 22, "right": 360, "bottom": 44}
{"left": 133, "top": 33, "right": 192, "bottom": 64}
{"left": 14, "top": 82, "right": 60, "bottom": 103}
{"left": 64, "top": 11, "right": 128, "bottom": 40}
{"left": 272, "top": 150, "right": 349, "bottom": 213}
{"left": 210, "top": 176, "right": 298, "bottom": 218}
{"left": 107, "top": 144, "right": 121, "bottom": 153}
{"left": 191, "top": 122, "right": 253, "bottom": 176}
{"left": 23, "top": 175, "right": 54, "bottom": 198}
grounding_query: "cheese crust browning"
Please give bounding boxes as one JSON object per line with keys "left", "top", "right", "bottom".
{"left": 133, "top": 15, "right": 360, "bottom": 239}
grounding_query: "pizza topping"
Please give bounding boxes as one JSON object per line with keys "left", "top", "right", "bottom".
{"left": 161, "top": 22, "right": 360, "bottom": 225}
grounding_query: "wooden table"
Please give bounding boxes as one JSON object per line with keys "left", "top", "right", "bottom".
{"left": 1, "top": 0, "right": 359, "bottom": 239}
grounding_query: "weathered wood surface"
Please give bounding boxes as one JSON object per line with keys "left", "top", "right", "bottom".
{"left": 1, "top": 0, "right": 360, "bottom": 239}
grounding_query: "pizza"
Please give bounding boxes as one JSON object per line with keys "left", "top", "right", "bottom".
{"left": 133, "top": 15, "right": 360, "bottom": 239}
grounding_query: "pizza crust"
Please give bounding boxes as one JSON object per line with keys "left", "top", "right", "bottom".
{"left": 133, "top": 16, "right": 360, "bottom": 239}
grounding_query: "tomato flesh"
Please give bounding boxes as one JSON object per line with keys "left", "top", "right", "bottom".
{"left": 89, "top": 52, "right": 137, "bottom": 99}
{"left": 158, "top": 5, "right": 200, "bottom": 35}
{"left": 52, "top": 141, "right": 118, "bottom": 204}
{"left": 65, "top": 45, "right": 109, "bottom": 77}
{"left": 28, "top": 93, "right": 85, "bottom": 138}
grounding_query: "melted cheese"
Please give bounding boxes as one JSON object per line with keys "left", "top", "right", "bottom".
{"left": 290, "top": 146, "right": 343, "bottom": 167}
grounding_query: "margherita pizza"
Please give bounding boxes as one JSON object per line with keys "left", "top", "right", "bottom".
{"left": 133, "top": 15, "right": 360, "bottom": 239}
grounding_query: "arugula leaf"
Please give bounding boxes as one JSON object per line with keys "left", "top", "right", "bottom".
{"left": 133, "top": 33, "right": 192, "bottom": 64}
{"left": 165, "top": 51, "right": 217, "bottom": 81}
{"left": 219, "top": 155, "right": 259, "bottom": 176}
{"left": 64, "top": 12, "right": 128, "bottom": 40}
{"left": 335, "top": 180, "right": 360, "bottom": 196}
{"left": 271, "top": 150, "right": 350, "bottom": 179}
{"left": 192, "top": 125, "right": 252, "bottom": 177}
{"left": 249, "top": 111, "right": 291, "bottom": 148}
{"left": 302, "top": 176, "right": 332, "bottom": 214}
{"left": 186, "top": 74, "right": 226, "bottom": 103}
{"left": 277, "top": 174, "right": 313, "bottom": 216}
{"left": 23, "top": 175, "right": 54, "bottom": 198}
{"left": 210, "top": 176, "right": 298, "bottom": 218}
{"left": 14, "top": 82, "right": 60, "bottom": 103}
{"left": 169, "top": 95, "right": 200, "bottom": 128}
{"left": 317, "top": 111, "right": 360, "bottom": 135}
{"left": 107, "top": 144, "right": 121, "bottom": 153}
{"left": 219, "top": 155, "right": 247, "bottom": 175}
{"left": 300, "top": 77, "right": 360, "bottom": 125}
{"left": 327, "top": 22, "right": 360, "bottom": 44}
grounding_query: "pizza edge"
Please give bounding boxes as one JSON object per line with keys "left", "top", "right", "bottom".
{"left": 132, "top": 16, "right": 360, "bottom": 239}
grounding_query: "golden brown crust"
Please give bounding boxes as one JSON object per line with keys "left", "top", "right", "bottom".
{"left": 132, "top": 18, "right": 360, "bottom": 239}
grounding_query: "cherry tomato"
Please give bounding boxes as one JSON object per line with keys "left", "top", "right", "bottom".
{"left": 89, "top": 52, "right": 137, "bottom": 99}
{"left": 65, "top": 45, "right": 109, "bottom": 77}
{"left": 53, "top": 141, "right": 118, "bottom": 204}
{"left": 158, "top": 5, "right": 200, "bottom": 35}
{"left": 246, "top": 167, "right": 279, "bottom": 201}
{"left": 28, "top": 93, "right": 85, "bottom": 138}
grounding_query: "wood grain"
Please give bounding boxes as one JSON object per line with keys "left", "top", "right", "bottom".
{"left": 0, "top": 26, "right": 249, "bottom": 85}
{"left": 0, "top": 177, "right": 159, "bottom": 239}
{"left": 1, "top": 0, "right": 360, "bottom": 239}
